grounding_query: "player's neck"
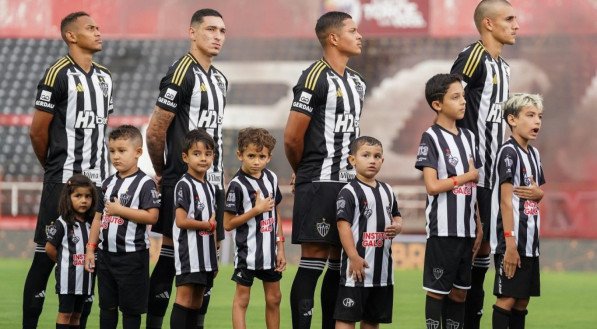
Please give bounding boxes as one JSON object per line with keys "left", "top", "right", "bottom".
{"left": 480, "top": 35, "right": 504, "bottom": 60}
{"left": 511, "top": 133, "right": 529, "bottom": 151}
{"left": 117, "top": 166, "right": 139, "bottom": 179}
{"left": 190, "top": 49, "right": 213, "bottom": 72}
{"left": 356, "top": 173, "right": 377, "bottom": 187}
{"left": 187, "top": 170, "right": 206, "bottom": 182}
{"left": 323, "top": 50, "right": 349, "bottom": 77}
{"left": 435, "top": 116, "right": 458, "bottom": 135}
{"left": 68, "top": 47, "right": 94, "bottom": 73}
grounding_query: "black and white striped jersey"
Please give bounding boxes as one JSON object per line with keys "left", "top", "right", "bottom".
{"left": 224, "top": 168, "right": 282, "bottom": 270}
{"left": 451, "top": 41, "right": 509, "bottom": 188}
{"left": 97, "top": 170, "right": 160, "bottom": 252}
{"left": 415, "top": 124, "right": 481, "bottom": 238}
{"left": 290, "top": 59, "right": 366, "bottom": 185}
{"left": 173, "top": 173, "right": 218, "bottom": 274}
{"left": 156, "top": 53, "right": 228, "bottom": 189}
{"left": 336, "top": 179, "right": 400, "bottom": 287}
{"left": 34, "top": 55, "right": 113, "bottom": 186}
{"left": 490, "top": 138, "right": 545, "bottom": 257}
{"left": 46, "top": 217, "right": 94, "bottom": 295}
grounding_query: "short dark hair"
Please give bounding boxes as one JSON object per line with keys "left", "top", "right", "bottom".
{"left": 424, "top": 73, "right": 463, "bottom": 112}
{"left": 474, "top": 0, "right": 512, "bottom": 32}
{"left": 60, "top": 11, "right": 90, "bottom": 42}
{"left": 503, "top": 93, "right": 544, "bottom": 130}
{"left": 350, "top": 136, "right": 383, "bottom": 155}
{"left": 315, "top": 11, "right": 352, "bottom": 46}
{"left": 237, "top": 128, "right": 276, "bottom": 154}
{"left": 183, "top": 129, "right": 215, "bottom": 153}
{"left": 58, "top": 174, "right": 98, "bottom": 225}
{"left": 191, "top": 8, "right": 223, "bottom": 26}
{"left": 109, "top": 125, "right": 143, "bottom": 146}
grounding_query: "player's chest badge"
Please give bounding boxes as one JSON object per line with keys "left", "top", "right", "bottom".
{"left": 316, "top": 218, "right": 330, "bottom": 237}
{"left": 97, "top": 75, "right": 109, "bottom": 98}
{"left": 445, "top": 149, "right": 459, "bottom": 167}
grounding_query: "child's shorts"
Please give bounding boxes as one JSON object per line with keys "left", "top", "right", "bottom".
{"left": 231, "top": 268, "right": 282, "bottom": 287}
{"left": 58, "top": 294, "right": 89, "bottom": 314}
{"left": 423, "top": 236, "right": 473, "bottom": 294}
{"left": 494, "top": 254, "right": 540, "bottom": 298}
{"left": 333, "top": 285, "right": 393, "bottom": 324}
{"left": 176, "top": 271, "right": 215, "bottom": 288}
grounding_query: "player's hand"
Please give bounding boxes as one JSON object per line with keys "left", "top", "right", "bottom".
{"left": 466, "top": 158, "right": 479, "bottom": 183}
{"left": 207, "top": 216, "right": 217, "bottom": 232}
{"left": 275, "top": 252, "right": 287, "bottom": 272}
{"left": 290, "top": 173, "right": 296, "bottom": 194}
{"left": 84, "top": 250, "right": 95, "bottom": 273}
{"left": 348, "top": 255, "right": 369, "bottom": 282}
{"left": 384, "top": 217, "right": 402, "bottom": 239}
{"left": 105, "top": 197, "right": 123, "bottom": 217}
{"left": 513, "top": 177, "right": 543, "bottom": 202}
{"left": 503, "top": 247, "right": 521, "bottom": 279}
{"left": 154, "top": 175, "right": 163, "bottom": 192}
{"left": 254, "top": 190, "right": 274, "bottom": 214}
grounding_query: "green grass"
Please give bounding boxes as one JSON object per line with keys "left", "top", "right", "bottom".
{"left": 2, "top": 258, "right": 595, "bottom": 328}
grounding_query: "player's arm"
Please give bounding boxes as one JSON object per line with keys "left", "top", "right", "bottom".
{"left": 85, "top": 212, "right": 102, "bottom": 272}
{"left": 275, "top": 208, "right": 286, "bottom": 272}
{"left": 422, "top": 159, "right": 478, "bottom": 196}
{"left": 500, "top": 181, "right": 520, "bottom": 278}
{"left": 224, "top": 190, "right": 274, "bottom": 231}
{"left": 104, "top": 199, "right": 159, "bottom": 225}
{"left": 146, "top": 106, "right": 175, "bottom": 179}
{"left": 338, "top": 220, "right": 367, "bottom": 282}
{"left": 30, "top": 110, "right": 53, "bottom": 168}
{"left": 513, "top": 177, "right": 544, "bottom": 202}
{"left": 45, "top": 242, "right": 58, "bottom": 262}
{"left": 175, "top": 207, "right": 215, "bottom": 231}
{"left": 284, "top": 111, "right": 311, "bottom": 173}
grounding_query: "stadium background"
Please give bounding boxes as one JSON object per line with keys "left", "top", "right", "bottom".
{"left": 0, "top": 0, "right": 595, "bottom": 272}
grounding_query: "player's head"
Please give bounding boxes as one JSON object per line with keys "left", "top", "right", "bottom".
{"left": 315, "top": 11, "right": 362, "bottom": 56}
{"left": 236, "top": 128, "right": 276, "bottom": 177}
{"left": 348, "top": 136, "right": 384, "bottom": 180}
{"left": 60, "top": 11, "right": 102, "bottom": 52}
{"left": 108, "top": 125, "right": 143, "bottom": 175}
{"left": 182, "top": 129, "right": 215, "bottom": 177}
{"left": 425, "top": 73, "right": 466, "bottom": 119}
{"left": 190, "top": 8, "right": 226, "bottom": 58}
{"left": 59, "top": 174, "right": 97, "bottom": 224}
{"left": 503, "top": 93, "right": 543, "bottom": 140}
{"left": 474, "top": 0, "right": 519, "bottom": 45}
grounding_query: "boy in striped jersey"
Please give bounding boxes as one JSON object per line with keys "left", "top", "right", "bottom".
{"left": 224, "top": 128, "right": 286, "bottom": 329}
{"left": 490, "top": 94, "right": 545, "bottom": 329}
{"left": 170, "top": 129, "right": 219, "bottom": 329}
{"left": 334, "top": 136, "right": 402, "bottom": 329}
{"left": 46, "top": 174, "right": 98, "bottom": 329}
{"left": 415, "top": 74, "right": 481, "bottom": 329}
{"left": 85, "top": 125, "right": 160, "bottom": 329}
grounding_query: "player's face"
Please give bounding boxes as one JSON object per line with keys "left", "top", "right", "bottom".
{"left": 190, "top": 16, "right": 226, "bottom": 58}
{"left": 183, "top": 141, "right": 215, "bottom": 179}
{"left": 334, "top": 18, "right": 362, "bottom": 56}
{"left": 108, "top": 138, "right": 141, "bottom": 177}
{"left": 237, "top": 144, "right": 271, "bottom": 178}
{"left": 489, "top": 4, "right": 519, "bottom": 45}
{"left": 350, "top": 144, "right": 384, "bottom": 180}
{"left": 436, "top": 81, "right": 466, "bottom": 120}
{"left": 509, "top": 105, "right": 543, "bottom": 142}
{"left": 70, "top": 15, "right": 102, "bottom": 52}
{"left": 70, "top": 187, "right": 93, "bottom": 217}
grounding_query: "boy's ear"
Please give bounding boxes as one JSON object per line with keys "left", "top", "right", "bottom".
{"left": 431, "top": 100, "right": 442, "bottom": 112}
{"left": 506, "top": 113, "right": 517, "bottom": 127}
{"left": 136, "top": 146, "right": 143, "bottom": 158}
{"left": 181, "top": 152, "right": 188, "bottom": 163}
{"left": 236, "top": 150, "right": 242, "bottom": 161}
{"left": 348, "top": 154, "right": 356, "bottom": 166}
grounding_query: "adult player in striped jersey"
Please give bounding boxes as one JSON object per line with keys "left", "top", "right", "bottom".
{"left": 170, "top": 129, "right": 219, "bottom": 329}
{"left": 415, "top": 74, "right": 481, "bottom": 329}
{"left": 25, "top": 11, "right": 113, "bottom": 329}
{"left": 45, "top": 174, "right": 98, "bottom": 329}
{"left": 224, "top": 128, "right": 286, "bottom": 329}
{"left": 284, "top": 11, "right": 365, "bottom": 329}
{"left": 145, "top": 9, "right": 227, "bottom": 328}
{"left": 85, "top": 126, "right": 160, "bottom": 329}
{"left": 490, "top": 94, "right": 545, "bottom": 329}
{"left": 335, "top": 136, "right": 402, "bottom": 329}
{"left": 450, "top": 1, "right": 520, "bottom": 327}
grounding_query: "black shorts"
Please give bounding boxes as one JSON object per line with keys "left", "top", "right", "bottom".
{"left": 97, "top": 249, "right": 149, "bottom": 315}
{"left": 58, "top": 294, "right": 88, "bottom": 314}
{"left": 423, "top": 236, "right": 473, "bottom": 294}
{"left": 176, "top": 271, "right": 215, "bottom": 288}
{"left": 477, "top": 187, "right": 492, "bottom": 241}
{"left": 231, "top": 268, "right": 282, "bottom": 287}
{"left": 34, "top": 183, "right": 64, "bottom": 244}
{"left": 291, "top": 181, "right": 345, "bottom": 246}
{"left": 333, "top": 285, "right": 393, "bottom": 324}
{"left": 493, "top": 255, "right": 540, "bottom": 299}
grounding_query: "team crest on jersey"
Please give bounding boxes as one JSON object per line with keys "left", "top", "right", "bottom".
{"left": 70, "top": 234, "right": 80, "bottom": 244}
{"left": 433, "top": 267, "right": 444, "bottom": 280}
{"left": 97, "top": 76, "right": 109, "bottom": 97}
{"left": 352, "top": 77, "right": 365, "bottom": 101}
{"left": 316, "top": 218, "right": 330, "bottom": 237}
{"left": 445, "top": 149, "right": 459, "bottom": 167}
{"left": 214, "top": 73, "right": 227, "bottom": 97}
{"left": 522, "top": 168, "right": 532, "bottom": 186}
{"left": 119, "top": 193, "right": 131, "bottom": 206}
{"left": 195, "top": 199, "right": 205, "bottom": 213}
{"left": 386, "top": 205, "right": 392, "bottom": 218}
{"left": 362, "top": 200, "right": 373, "bottom": 219}
{"left": 426, "top": 318, "right": 440, "bottom": 329}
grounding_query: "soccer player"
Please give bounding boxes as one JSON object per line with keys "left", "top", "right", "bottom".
{"left": 224, "top": 128, "right": 286, "bottom": 329}
{"left": 145, "top": 8, "right": 228, "bottom": 329}
{"left": 45, "top": 174, "right": 98, "bottom": 329}
{"left": 450, "top": 1, "right": 520, "bottom": 327}
{"left": 170, "top": 129, "right": 219, "bottom": 329}
{"left": 334, "top": 136, "right": 402, "bottom": 329}
{"left": 415, "top": 74, "right": 481, "bottom": 329}
{"left": 284, "top": 11, "right": 365, "bottom": 329}
{"left": 490, "top": 94, "right": 545, "bottom": 329}
{"left": 25, "top": 11, "right": 113, "bottom": 329}
{"left": 85, "top": 125, "right": 160, "bottom": 329}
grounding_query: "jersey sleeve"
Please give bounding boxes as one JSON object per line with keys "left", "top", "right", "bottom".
{"left": 290, "top": 63, "right": 327, "bottom": 117}
{"left": 46, "top": 220, "right": 64, "bottom": 247}
{"left": 34, "top": 65, "right": 67, "bottom": 114}
{"left": 450, "top": 43, "right": 484, "bottom": 85}
{"left": 336, "top": 188, "right": 356, "bottom": 224}
{"left": 224, "top": 181, "right": 244, "bottom": 214}
{"left": 155, "top": 57, "right": 193, "bottom": 113}
{"left": 138, "top": 179, "right": 161, "bottom": 210}
{"left": 175, "top": 181, "right": 192, "bottom": 213}
{"left": 497, "top": 147, "right": 518, "bottom": 185}
{"left": 415, "top": 132, "right": 439, "bottom": 171}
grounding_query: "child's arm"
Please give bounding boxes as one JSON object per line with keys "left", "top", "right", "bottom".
{"left": 45, "top": 242, "right": 57, "bottom": 263}
{"left": 513, "top": 177, "right": 544, "bottom": 202}
{"left": 338, "top": 220, "right": 368, "bottom": 282}
{"left": 223, "top": 190, "right": 274, "bottom": 231}
{"left": 85, "top": 212, "right": 102, "bottom": 273}
{"left": 104, "top": 198, "right": 159, "bottom": 225}
{"left": 500, "top": 182, "right": 521, "bottom": 279}
{"left": 275, "top": 208, "right": 286, "bottom": 272}
{"left": 422, "top": 158, "right": 478, "bottom": 196}
{"left": 175, "top": 208, "right": 216, "bottom": 232}
{"left": 385, "top": 216, "right": 403, "bottom": 239}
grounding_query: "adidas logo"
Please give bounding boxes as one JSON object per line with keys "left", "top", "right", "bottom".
{"left": 302, "top": 308, "right": 313, "bottom": 317}
{"left": 155, "top": 291, "right": 170, "bottom": 299}
{"left": 34, "top": 290, "right": 46, "bottom": 298}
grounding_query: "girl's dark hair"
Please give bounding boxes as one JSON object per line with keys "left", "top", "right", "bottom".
{"left": 58, "top": 174, "right": 98, "bottom": 224}
{"left": 183, "top": 129, "right": 215, "bottom": 153}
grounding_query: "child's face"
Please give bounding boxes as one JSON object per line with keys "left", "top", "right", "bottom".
{"left": 71, "top": 187, "right": 93, "bottom": 217}
{"left": 108, "top": 138, "right": 142, "bottom": 177}
{"left": 237, "top": 143, "right": 271, "bottom": 178}
{"left": 508, "top": 105, "right": 543, "bottom": 142}
{"left": 183, "top": 141, "right": 215, "bottom": 178}
{"left": 434, "top": 82, "right": 466, "bottom": 120}
{"left": 349, "top": 143, "right": 384, "bottom": 180}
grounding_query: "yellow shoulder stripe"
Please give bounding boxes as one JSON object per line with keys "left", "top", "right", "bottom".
{"left": 93, "top": 62, "right": 111, "bottom": 74}
{"left": 172, "top": 55, "right": 194, "bottom": 86}
{"left": 44, "top": 57, "right": 70, "bottom": 87}
{"left": 463, "top": 43, "right": 484, "bottom": 77}
{"left": 305, "top": 61, "right": 328, "bottom": 91}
